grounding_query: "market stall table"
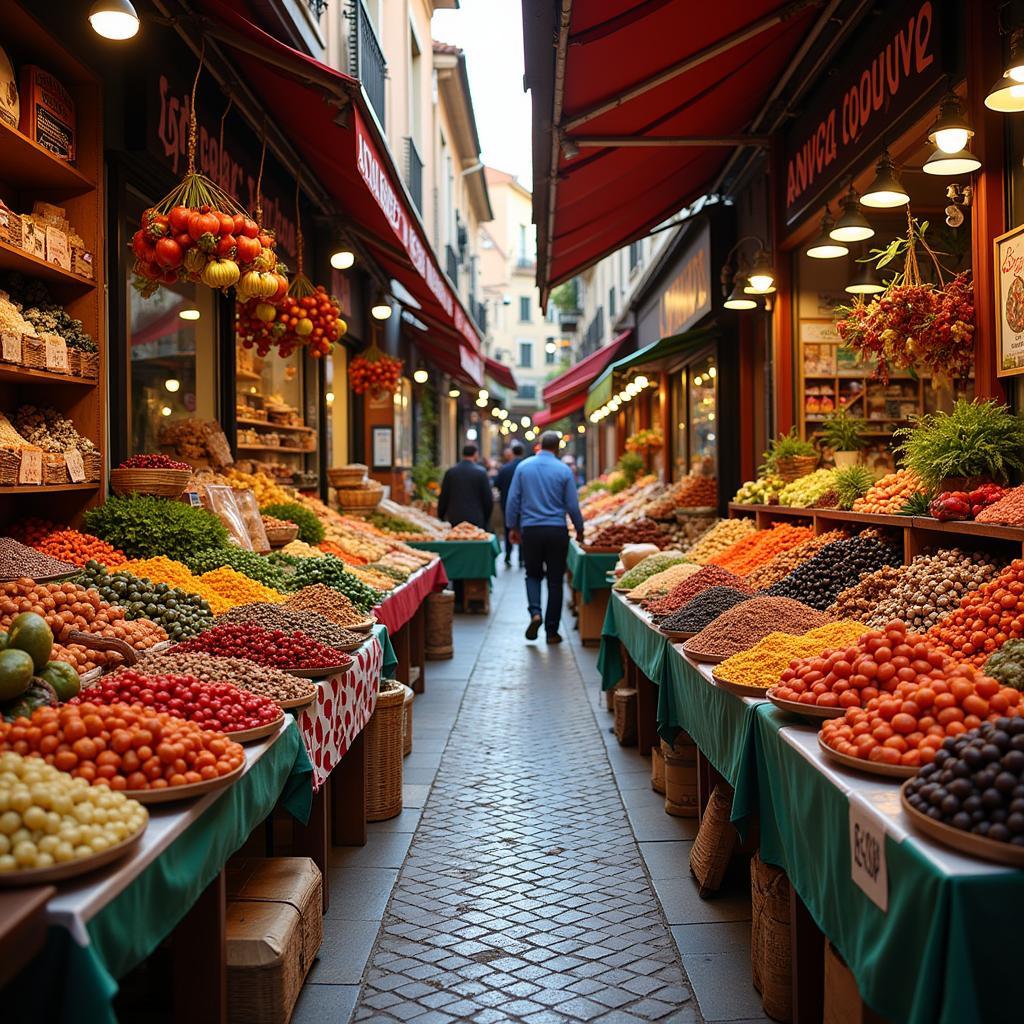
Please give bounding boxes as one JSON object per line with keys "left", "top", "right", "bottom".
{"left": 8, "top": 718, "right": 312, "bottom": 1024}
{"left": 566, "top": 538, "right": 617, "bottom": 645}
{"left": 407, "top": 536, "right": 500, "bottom": 613}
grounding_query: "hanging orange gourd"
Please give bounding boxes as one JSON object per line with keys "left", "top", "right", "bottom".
{"left": 131, "top": 50, "right": 278, "bottom": 298}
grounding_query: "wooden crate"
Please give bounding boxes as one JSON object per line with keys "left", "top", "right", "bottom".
{"left": 578, "top": 587, "right": 610, "bottom": 646}
{"left": 462, "top": 577, "right": 490, "bottom": 614}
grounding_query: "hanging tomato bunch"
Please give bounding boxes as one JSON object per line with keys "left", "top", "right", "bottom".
{"left": 236, "top": 278, "right": 346, "bottom": 359}
{"left": 350, "top": 343, "right": 403, "bottom": 394}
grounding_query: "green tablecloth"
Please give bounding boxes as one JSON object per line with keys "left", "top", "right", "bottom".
{"left": 407, "top": 537, "right": 500, "bottom": 580}
{"left": 373, "top": 623, "right": 399, "bottom": 679}
{"left": 11, "top": 721, "right": 312, "bottom": 1024}
{"left": 597, "top": 593, "right": 669, "bottom": 694}
{"left": 746, "top": 708, "right": 1024, "bottom": 1024}
{"left": 567, "top": 539, "right": 617, "bottom": 602}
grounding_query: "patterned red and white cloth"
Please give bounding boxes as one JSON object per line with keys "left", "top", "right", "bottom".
{"left": 374, "top": 558, "right": 448, "bottom": 634}
{"left": 296, "top": 633, "right": 381, "bottom": 790}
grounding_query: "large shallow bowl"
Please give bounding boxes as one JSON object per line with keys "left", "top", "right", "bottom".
{"left": 124, "top": 759, "right": 245, "bottom": 804}
{"left": 109, "top": 467, "right": 191, "bottom": 498}
{"left": 817, "top": 734, "right": 917, "bottom": 779}
{"left": 0, "top": 826, "right": 145, "bottom": 887}
{"left": 766, "top": 690, "right": 847, "bottom": 720}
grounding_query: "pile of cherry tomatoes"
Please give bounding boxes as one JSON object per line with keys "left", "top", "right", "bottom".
{"left": 349, "top": 351, "right": 404, "bottom": 395}
{"left": 236, "top": 284, "right": 346, "bottom": 359}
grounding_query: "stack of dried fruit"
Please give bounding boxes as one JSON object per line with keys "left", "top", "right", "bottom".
{"left": 744, "top": 530, "right": 848, "bottom": 591}
{"left": 177, "top": 624, "right": 353, "bottom": 672}
{"left": 9, "top": 519, "right": 126, "bottom": 568}
{"left": 684, "top": 519, "right": 758, "bottom": 565}
{"left": 589, "top": 518, "right": 672, "bottom": 550}
{"left": 851, "top": 469, "right": 922, "bottom": 513}
{"left": 707, "top": 523, "right": 813, "bottom": 576}
{"left": 644, "top": 566, "right": 752, "bottom": 618}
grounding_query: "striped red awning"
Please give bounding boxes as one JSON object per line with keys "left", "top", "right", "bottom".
{"left": 532, "top": 392, "right": 586, "bottom": 429}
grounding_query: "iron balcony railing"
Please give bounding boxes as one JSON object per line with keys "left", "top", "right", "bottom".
{"left": 445, "top": 244, "right": 460, "bottom": 284}
{"left": 405, "top": 137, "right": 424, "bottom": 213}
{"left": 470, "top": 297, "right": 487, "bottom": 334}
{"left": 348, "top": 1, "right": 386, "bottom": 128}
{"left": 579, "top": 307, "right": 604, "bottom": 358}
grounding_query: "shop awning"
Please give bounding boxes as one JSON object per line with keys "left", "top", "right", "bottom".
{"left": 585, "top": 325, "right": 719, "bottom": 416}
{"left": 484, "top": 356, "right": 518, "bottom": 393}
{"left": 523, "top": 1, "right": 820, "bottom": 299}
{"left": 192, "top": 0, "right": 483, "bottom": 383}
{"left": 532, "top": 392, "right": 586, "bottom": 429}
{"left": 542, "top": 329, "right": 633, "bottom": 406}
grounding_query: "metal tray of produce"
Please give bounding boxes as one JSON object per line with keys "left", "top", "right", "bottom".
{"left": 899, "top": 785, "right": 1024, "bottom": 867}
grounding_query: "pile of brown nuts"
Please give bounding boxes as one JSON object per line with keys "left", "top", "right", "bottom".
{"left": 214, "top": 603, "right": 368, "bottom": 650}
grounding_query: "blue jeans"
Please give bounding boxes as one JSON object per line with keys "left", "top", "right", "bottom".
{"left": 522, "top": 526, "right": 569, "bottom": 636}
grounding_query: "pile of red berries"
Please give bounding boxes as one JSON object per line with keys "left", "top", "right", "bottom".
{"left": 177, "top": 624, "right": 353, "bottom": 671}
{"left": 72, "top": 670, "right": 281, "bottom": 733}
{"left": 349, "top": 350, "right": 403, "bottom": 395}
{"left": 118, "top": 454, "right": 192, "bottom": 471}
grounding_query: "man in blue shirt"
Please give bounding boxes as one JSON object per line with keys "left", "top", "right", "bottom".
{"left": 505, "top": 430, "right": 584, "bottom": 643}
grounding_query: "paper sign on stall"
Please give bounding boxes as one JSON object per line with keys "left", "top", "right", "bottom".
{"left": 849, "top": 800, "right": 888, "bottom": 911}
{"left": 64, "top": 449, "right": 85, "bottom": 482}
{"left": 1, "top": 332, "right": 21, "bottom": 362}
{"left": 18, "top": 449, "right": 41, "bottom": 485}
{"left": 44, "top": 335, "right": 69, "bottom": 372}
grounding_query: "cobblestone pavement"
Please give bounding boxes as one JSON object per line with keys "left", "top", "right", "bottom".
{"left": 350, "top": 575, "right": 698, "bottom": 1024}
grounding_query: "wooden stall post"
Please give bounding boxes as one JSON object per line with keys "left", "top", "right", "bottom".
{"left": 391, "top": 623, "right": 411, "bottom": 685}
{"left": 627, "top": 653, "right": 659, "bottom": 755}
{"left": 330, "top": 728, "right": 367, "bottom": 847}
{"left": 292, "top": 786, "right": 329, "bottom": 913}
{"left": 409, "top": 602, "right": 426, "bottom": 693}
{"left": 789, "top": 886, "right": 825, "bottom": 1024}
{"left": 172, "top": 870, "right": 227, "bottom": 1024}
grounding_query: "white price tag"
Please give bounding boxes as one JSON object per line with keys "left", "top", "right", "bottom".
{"left": 849, "top": 801, "right": 888, "bottom": 911}
{"left": 1, "top": 332, "right": 21, "bottom": 362}
{"left": 18, "top": 449, "right": 42, "bottom": 485}
{"left": 44, "top": 335, "right": 68, "bottom": 372}
{"left": 64, "top": 449, "right": 85, "bottom": 482}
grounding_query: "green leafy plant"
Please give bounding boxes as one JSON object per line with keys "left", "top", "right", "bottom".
{"left": 83, "top": 495, "right": 228, "bottom": 560}
{"left": 411, "top": 383, "right": 442, "bottom": 501}
{"left": 832, "top": 465, "right": 875, "bottom": 510}
{"left": 260, "top": 501, "right": 325, "bottom": 545}
{"left": 617, "top": 452, "right": 645, "bottom": 487}
{"left": 760, "top": 428, "right": 815, "bottom": 474}
{"left": 820, "top": 409, "right": 866, "bottom": 452}
{"left": 894, "top": 399, "right": 1024, "bottom": 488}
{"left": 898, "top": 490, "right": 936, "bottom": 517}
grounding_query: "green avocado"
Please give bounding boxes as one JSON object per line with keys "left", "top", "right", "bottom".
{"left": 0, "top": 648, "right": 36, "bottom": 701}
{"left": 40, "top": 661, "right": 81, "bottom": 702}
{"left": 0, "top": 631, "right": 8, "bottom": 650}
{"left": 6, "top": 612, "right": 54, "bottom": 672}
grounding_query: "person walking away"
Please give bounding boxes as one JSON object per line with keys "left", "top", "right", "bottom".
{"left": 495, "top": 441, "right": 525, "bottom": 567}
{"left": 438, "top": 444, "right": 493, "bottom": 611}
{"left": 505, "top": 430, "right": 584, "bottom": 643}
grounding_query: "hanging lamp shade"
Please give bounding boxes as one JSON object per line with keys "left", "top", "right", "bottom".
{"left": 861, "top": 150, "right": 910, "bottom": 208}
{"left": 830, "top": 187, "right": 874, "bottom": 243}
{"left": 807, "top": 210, "right": 849, "bottom": 259}
{"left": 89, "top": 0, "right": 139, "bottom": 39}
{"left": 922, "top": 146, "right": 982, "bottom": 176}
{"left": 845, "top": 262, "right": 885, "bottom": 295}
{"left": 746, "top": 249, "right": 775, "bottom": 293}
{"left": 370, "top": 289, "right": 392, "bottom": 320}
{"left": 985, "top": 29, "right": 1024, "bottom": 112}
{"left": 724, "top": 280, "right": 757, "bottom": 309}
{"left": 929, "top": 93, "right": 973, "bottom": 154}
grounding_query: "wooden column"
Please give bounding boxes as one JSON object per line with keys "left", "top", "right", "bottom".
{"left": 967, "top": 0, "right": 1007, "bottom": 401}
{"left": 292, "top": 786, "right": 330, "bottom": 912}
{"left": 771, "top": 139, "right": 795, "bottom": 434}
{"left": 392, "top": 623, "right": 411, "bottom": 685}
{"left": 330, "top": 728, "right": 367, "bottom": 847}
{"left": 789, "top": 887, "right": 825, "bottom": 1024}
{"left": 172, "top": 871, "right": 227, "bottom": 1024}
{"left": 410, "top": 603, "right": 425, "bottom": 693}
{"left": 659, "top": 371, "right": 672, "bottom": 480}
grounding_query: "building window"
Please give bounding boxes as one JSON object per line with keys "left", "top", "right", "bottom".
{"left": 545, "top": 346, "right": 556, "bottom": 366}
{"left": 609, "top": 286, "right": 617, "bottom": 319}
{"left": 519, "top": 296, "right": 531, "bottom": 322}
{"left": 519, "top": 342, "right": 533, "bottom": 368}
{"left": 628, "top": 241, "right": 643, "bottom": 272}
{"left": 518, "top": 384, "right": 536, "bottom": 400}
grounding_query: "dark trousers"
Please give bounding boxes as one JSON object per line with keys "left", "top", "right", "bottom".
{"left": 521, "top": 526, "right": 569, "bottom": 636}
{"left": 504, "top": 527, "right": 518, "bottom": 565}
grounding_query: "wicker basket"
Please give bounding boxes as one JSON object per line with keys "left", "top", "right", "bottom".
{"left": 401, "top": 683, "right": 414, "bottom": 757}
{"left": 663, "top": 733, "right": 698, "bottom": 818}
{"left": 43, "top": 453, "right": 67, "bottom": 485}
{"left": 0, "top": 448, "right": 22, "bottom": 486}
{"left": 83, "top": 451, "right": 101, "bottom": 483}
{"left": 774, "top": 455, "right": 818, "bottom": 483}
{"left": 336, "top": 484, "right": 383, "bottom": 511}
{"left": 265, "top": 524, "right": 299, "bottom": 548}
{"left": 327, "top": 464, "right": 368, "bottom": 488}
{"left": 72, "top": 350, "right": 100, "bottom": 380}
{"left": 425, "top": 590, "right": 454, "bottom": 659}
{"left": 109, "top": 467, "right": 191, "bottom": 497}
{"left": 650, "top": 743, "right": 666, "bottom": 794}
{"left": 689, "top": 783, "right": 737, "bottom": 896}
{"left": 613, "top": 687, "right": 637, "bottom": 745}
{"left": 751, "top": 852, "right": 792, "bottom": 1023}
{"left": 365, "top": 680, "right": 405, "bottom": 821}
{"left": 22, "top": 336, "right": 46, "bottom": 370}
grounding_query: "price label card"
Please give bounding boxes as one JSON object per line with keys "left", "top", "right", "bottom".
{"left": 18, "top": 449, "right": 42, "bottom": 485}
{"left": 45, "top": 226, "right": 71, "bottom": 270}
{"left": 1, "top": 332, "right": 21, "bottom": 363}
{"left": 64, "top": 449, "right": 85, "bottom": 482}
{"left": 44, "top": 335, "right": 68, "bottom": 372}
{"left": 849, "top": 801, "right": 888, "bottom": 911}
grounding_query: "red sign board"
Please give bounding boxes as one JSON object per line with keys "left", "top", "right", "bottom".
{"left": 783, "top": 0, "right": 948, "bottom": 227}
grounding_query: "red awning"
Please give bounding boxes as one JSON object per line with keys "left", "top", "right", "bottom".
{"left": 532, "top": 392, "right": 586, "bottom": 429}
{"left": 542, "top": 329, "right": 633, "bottom": 405}
{"left": 523, "top": 2, "right": 820, "bottom": 297}
{"left": 484, "top": 356, "right": 517, "bottom": 392}
{"left": 193, "top": 0, "right": 482, "bottom": 382}
{"left": 410, "top": 330, "right": 483, "bottom": 388}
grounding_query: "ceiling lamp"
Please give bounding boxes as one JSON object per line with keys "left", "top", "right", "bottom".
{"left": 830, "top": 186, "right": 874, "bottom": 243}
{"left": 89, "top": 0, "right": 139, "bottom": 39}
{"left": 807, "top": 209, "right": 849, "bottom": 259}
{"left": 922, "top": 146, "right": 982, "bottom": 176}
{"left": 724, "top": 278, "right": 757, "bottom": 309}
{"left": 448, "top": 388, "right": 461, "bottom": 398}
{"left": 164, "top": 378, "right": 180, "bottom": 393}
{"left": 746, "top": 249, "right": 775, "bottom": 293}
{"left": 545, "top": 340, "right": 556, "bottom": 354}
{"left": 985, "top": 29, "right": 1024, "bottom": 111}
{"left": 413, "top": 368, "right": 429, "bottom": 384}
{"left": 861, "top": 150, "right": 909, "bottom": 208}
{"left": 330, "top": 248, "right": 355, "bottom": 270}
{"left": 635, "top": 375, "right": 649, "bottom": 388}
{"left": 520, "top": 415, "right": 531, "bottom": 427}
{"left": 475, "top": 397, "right": 488, "bottom": 408}
{"left": 178, "top": 307, "right": 201, "bottom": 321}
{"left": 845, "top": 262, "right": 885, "bottom": 296}
{"left": 929, "top": 93, "right": 973, "bottom": 153}
{"left": 370, "top": 290, "right": 392, "bottom": 320}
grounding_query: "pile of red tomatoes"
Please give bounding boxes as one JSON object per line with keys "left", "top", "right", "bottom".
{"left": 236, "top": 284, "right": 345, "bottom": 359}
{"left": 350, "top": 351, "right": 404, "bottom": 394}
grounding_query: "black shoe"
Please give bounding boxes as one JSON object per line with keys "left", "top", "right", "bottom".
{"left": 504, "top": 559, "right": 512, "bottom": 567}
{"left": 525, "top": 615, "right": 542, "bottom": 640}
{"left": 546, "top": 633, "right": 563, "bottom": 645}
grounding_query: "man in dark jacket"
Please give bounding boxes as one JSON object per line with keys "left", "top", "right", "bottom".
{"left": 438, "top": 444, "right": 493, "bottom": 528}
{"left": 494, "top": 441, "right": 525, "bottom": 567}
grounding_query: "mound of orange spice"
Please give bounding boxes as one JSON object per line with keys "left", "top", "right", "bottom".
{"left": 707, "top": 523, "right": 814, "bottom": 577}
{"left": 10, "top": 518, "right": 126, "bottom": 567}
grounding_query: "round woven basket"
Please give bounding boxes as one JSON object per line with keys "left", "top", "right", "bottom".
{"left": 336, "top": 485, "right": 383, "bottom": 511}
{"left": 425, "top": 590, "right": 454, "bottom": 659}
{"left": 401, "top": 683, "right": 414, "bottom": 757}
{"left": 662, "top": 734, "right": 698, "bottom": 818}
{"left": 109, "top": 467, "right": 191, "bottom": 497}
{"left": 365, "top": 680, "right": 405, "bottom": 821}
{"left": 328, "top": 464, "right": 368, "bottom": 488}
{"left": 774, "top": 454, "right": 818, "bottom": 483}
{"left": 264, "top": 523, "right": 299, "bottom": 547}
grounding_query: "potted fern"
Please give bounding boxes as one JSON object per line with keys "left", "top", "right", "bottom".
{"left": 761, "top": 428, "right": 817, "bottom": 482}
{"left": 820, "top": 409, "right": 866, "bottom": 469}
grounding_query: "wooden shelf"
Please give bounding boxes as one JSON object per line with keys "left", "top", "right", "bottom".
{"left": 236, "top": 444, "right": 313, "bottom": 454}
{"left": 236, "top": 369, "right": 262, "bottom": 382}
{"left": 0, "top": 364, "right": 96, "bottom": 387}
{"left": 237, "top": 418, "right": 314, "bottom": 433}
{"left": 0, "top": 237, "right": 95, "bottom": 294}
{"left": 0, "top": 120, "right": 95, "bottom": 195}
{"left": 0, "top": 482, "right": 99, "bottom": 494}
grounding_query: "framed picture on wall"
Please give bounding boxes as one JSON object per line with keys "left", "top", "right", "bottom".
{"left": 995, "top": 224, "right": 1024, "bottom": 377}
{"left": 372, "top": 426, "right": 393, "bottom": 470}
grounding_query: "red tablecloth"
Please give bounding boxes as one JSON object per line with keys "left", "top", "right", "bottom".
{"left": 373, "top": 558, "right": 448, "bottom": 634}
{"left": 296, "top": 634, "right": 381, "bottom": 789}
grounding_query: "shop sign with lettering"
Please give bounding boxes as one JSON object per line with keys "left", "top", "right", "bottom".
{"left": 783, "top": 0, "right": 947, "bottom": 228}
{"left": 658, "top": 223, "right": 711, "bottom": 339}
